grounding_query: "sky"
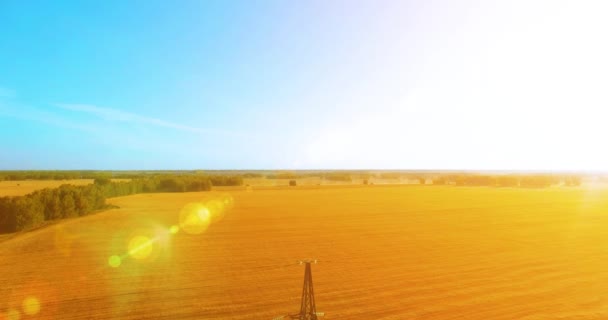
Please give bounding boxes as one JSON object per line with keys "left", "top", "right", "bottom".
{"left": 1, "top": 0, "right": 608, "bottom": 170}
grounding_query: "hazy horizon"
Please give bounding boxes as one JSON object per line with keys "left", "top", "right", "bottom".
{"left": 2, "top": 0, "right": 608, "bottom": 170}
{"left": 0, "top": 169, "right": 604, "bottom": 175}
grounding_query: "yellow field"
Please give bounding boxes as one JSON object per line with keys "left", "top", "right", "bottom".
{"left": 0, "top": 179, "right": 132, "bottom": 197}
{"left": 2, "top": 186, "right": 608, "bottom": 319}
{"left": 0, "top": 180, "right": 95, "bottom": 197}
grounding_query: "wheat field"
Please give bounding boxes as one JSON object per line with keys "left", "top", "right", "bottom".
{"left": 2, "top": 185, "right": 608, "bottom": 319}
{"left": 0, "top": 180, "right": 95, "bottom": 197}
{"left": 0, "top": 179, "right": 133, "bottom": 197}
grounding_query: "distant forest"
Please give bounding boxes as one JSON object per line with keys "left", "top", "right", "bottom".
{"left": 0, "top": 170, "right": 245, "bottom": 181}
{"left": 0, "top": 174, "right": 243, "bottom": 233}
{"left": 428, "top": 174, "right": 582, "bottom": 188}
{"left": 261, "top": 171, "right": 584, "bottom": 188}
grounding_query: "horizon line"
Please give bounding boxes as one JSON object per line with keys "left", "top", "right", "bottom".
{"left": 0, "top": 169, "right": 606, "bottom": 174}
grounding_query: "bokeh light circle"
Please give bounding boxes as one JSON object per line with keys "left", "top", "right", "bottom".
{"left": 108, "top": 255, "right": 122, "bottom": 268}
{"left": 179, "top": 203, "right": 211, "bottom": 235}
{"left": 221, "top": 194, "right": 234, "bottom": 209}
{"left": 205, "top": 199, "right": 225, "bottom": 223}
{"left": 7, "top": 279, "right": 57, "bottom": 319}
{"left": 22, "top": 297, "right": 40, "bottom": 315}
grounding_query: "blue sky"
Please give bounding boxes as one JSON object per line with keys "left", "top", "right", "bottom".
{"left": 1, "top": 1, "right": 608, "bottom": 170}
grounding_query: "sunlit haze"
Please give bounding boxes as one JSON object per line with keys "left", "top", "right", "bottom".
{"left": 1, "top": 0, "right": 607, "bottom": 170}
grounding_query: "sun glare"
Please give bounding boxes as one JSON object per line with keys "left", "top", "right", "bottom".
{"left": 176, "top": 196, "right": 232, "bottom": 235}
{"left": 103, "top": 196, "right": 233, "bottom": 270}
{"left": 128, "top": 235, "right": 154, "bottom": 260}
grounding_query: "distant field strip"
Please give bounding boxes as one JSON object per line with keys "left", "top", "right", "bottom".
{"left": 2, "top": 186, "right": 608, "bottom": 319}
{"left": 0, "top": 180, "right": 94, "bottom": 197}
{"left": 0, "top": 179, "right": 132, "bottom": 197}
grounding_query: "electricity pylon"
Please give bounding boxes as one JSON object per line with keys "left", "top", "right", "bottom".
{"left": 273, "top": 259, "right": 324, "bottom": 320}
{"left": 296, "top": 259, "right": 318, "bottom": 319}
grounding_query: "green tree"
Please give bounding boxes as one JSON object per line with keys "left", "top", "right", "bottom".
{"left": 13, "top": 197, "right": 44, "bottom": 231}
{"left": 60, "top": 192, "right": 77, "bottom": 218}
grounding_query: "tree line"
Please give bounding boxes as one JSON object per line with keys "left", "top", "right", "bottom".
{"left": 0, "top": 175, "right": 242, "bottom": 233}
{"left": 430, "top": 174, "right": 581, "bottom": 188}
{"left": 0, "top": 170, "right": 250, "bottom": 181}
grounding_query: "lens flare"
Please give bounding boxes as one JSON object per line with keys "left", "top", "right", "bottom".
{"left": 169, "top": 225, "right": 179, "bottom": 234}
{"left": 221, "top": 193, "right": 234, "bottom": 209}
{"left": 108, "top": 255, "right": 122, "bottom": 268}
{"left": 197, "top": 207, "right": 210, "bottom": 220}
{"left": 154, "top": 226, "right": 171, "bottom": 245}
{"left": 22, "top": 297, "right": 40, "bottom": 315}
{"left": 177, "top": 196, "right": 233, "bottom": 234}
{"left": 179, "top": 203, "right": 211, "bottom": 235}
{"left": 205, "top": 199, "right": 225, "bottom": 223}
{"left": 7, "top": 280, "right": 57, "bottom": 319}
{"left": 128, "top": 235, "right": 154, "bottom": 260}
